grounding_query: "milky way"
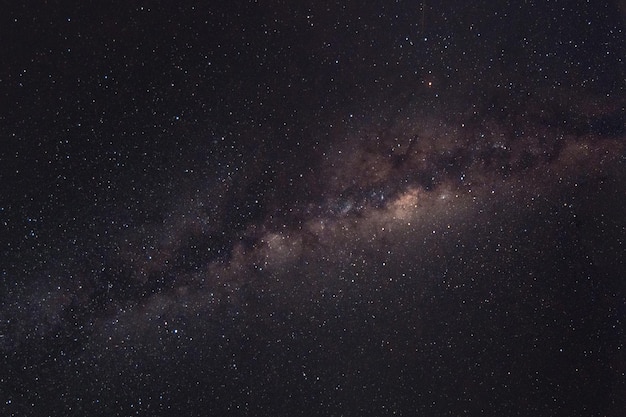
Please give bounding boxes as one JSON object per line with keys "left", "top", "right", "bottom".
{"left": 6, "top": 89, "right": 622, "bottom": 356}
{"left": 1, "top": 2, "right": 625, "bottom": 416}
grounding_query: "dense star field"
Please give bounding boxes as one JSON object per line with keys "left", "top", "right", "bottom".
{"left": 1, "top": 1, "right": 625, "bottom": 416}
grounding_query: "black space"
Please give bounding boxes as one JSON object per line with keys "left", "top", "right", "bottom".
{"left": 1, "top": 1, "right": 625, "bottom": 416}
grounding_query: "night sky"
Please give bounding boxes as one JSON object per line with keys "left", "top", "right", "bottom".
{"left": 1, "top": 1, "right": 626, "bottom": 416}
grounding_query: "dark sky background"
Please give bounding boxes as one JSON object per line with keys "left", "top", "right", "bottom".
{"left": 1, "top": 1, "right": 625, "bottom": 416}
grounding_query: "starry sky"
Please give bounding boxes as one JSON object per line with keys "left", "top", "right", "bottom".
{"left": 1, "top": 1, "right": 625, "bottom": 416}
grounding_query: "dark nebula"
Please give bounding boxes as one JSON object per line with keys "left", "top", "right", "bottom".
{"left": 1, "top": 1, "right": 625, "bottom": 416}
